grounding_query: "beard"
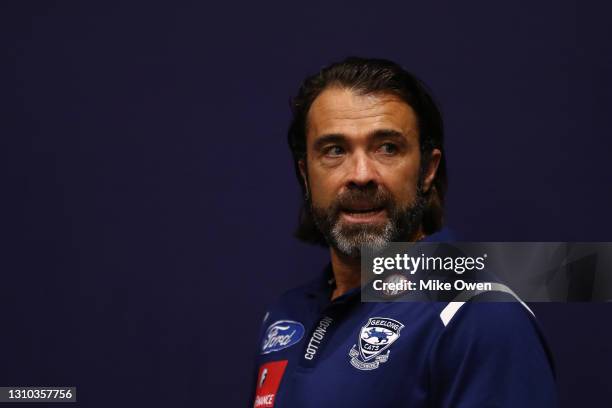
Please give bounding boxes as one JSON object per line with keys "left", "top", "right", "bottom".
{"left": 309, "top": 180, "right": 426, "bottom": 258}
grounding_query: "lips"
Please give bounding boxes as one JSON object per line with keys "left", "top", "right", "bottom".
{"left": 340, "top": 200, "right": 385, "bottom": 212}
{"left": 339, "top": 207, "right": 387, "bottom": 223}
{"left": 341, "top": 207, "right": 384, "bottom": 214}
{"left": 335, "top": 190, "right": 390, "bottom": 223}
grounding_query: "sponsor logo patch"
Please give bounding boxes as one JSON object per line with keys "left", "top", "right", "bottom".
{"left": 253, "top": 360, "right": 288, "bottom": 408}
{"left": 261, "top": 320, "right": 305, "bottom": 354}
{"left": 348, "top": 317, "right": 404, "bottom": 371}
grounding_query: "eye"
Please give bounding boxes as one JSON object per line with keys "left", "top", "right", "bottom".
{"left": 378, "top": 142, "right": 398, "bottom": 155}
{"left": 324, "top": 145, "right": 345, "bottom": 157}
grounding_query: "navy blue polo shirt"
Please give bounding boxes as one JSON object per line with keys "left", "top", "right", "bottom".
{"left": 251, "top": 233, "right": 558, "bottom": 407}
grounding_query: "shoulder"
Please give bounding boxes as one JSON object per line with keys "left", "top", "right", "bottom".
{"left": 428, "top": 294, "right": 558, "bottom": 406}
{"left": 432, "top": 294, "right": 556, "bottom": 389}
{"left": 442, "top": 290, "right": 535, "bottom": 328}
{"left": 258, "top": 274, "right": 323, "bottom": 328}
{"left": 436, "top": 291, "right": 550, "bottom": 355}
{"left": 271, "top": 275, "right": 322, "bottom": 308}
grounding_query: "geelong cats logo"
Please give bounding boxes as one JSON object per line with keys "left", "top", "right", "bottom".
{"left": 349, "top": 317, "right": 404, "bottom": 370}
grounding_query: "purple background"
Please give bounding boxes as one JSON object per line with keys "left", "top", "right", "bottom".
{"left": 2, "top": 1, "right": 611, "bottom": 406}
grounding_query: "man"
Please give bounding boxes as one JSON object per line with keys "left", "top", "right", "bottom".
{"left": 251, "top": 57, "right": 557, "bottom": 407}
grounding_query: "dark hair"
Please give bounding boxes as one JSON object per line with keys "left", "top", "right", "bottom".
{"left": 288, "top": 57, "right": 447, "bottom": 245}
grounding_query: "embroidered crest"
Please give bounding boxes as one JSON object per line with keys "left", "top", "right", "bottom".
{"left": 349, "top": 317, "right": 404, "bottom": 370}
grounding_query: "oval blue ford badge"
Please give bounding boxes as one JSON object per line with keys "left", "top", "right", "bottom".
{"left": 261, "top": 320, "right": 305, "bottom": 354}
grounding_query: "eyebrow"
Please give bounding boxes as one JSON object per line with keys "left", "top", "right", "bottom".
{"left": 369, "top": 129, "right": 405, "bottom": 142}
{"left": 312, "top": 129, "right": 406, "bottom": 151}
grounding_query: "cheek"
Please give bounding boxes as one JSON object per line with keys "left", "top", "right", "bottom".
{"left": 309, "top": 178, "right": 336, "bottom": 207}
{"left": 383, "top": 165, "right": 420, "bottom": 202}
{"left": 307, "top": 167, "right": 343, "bottom": 207}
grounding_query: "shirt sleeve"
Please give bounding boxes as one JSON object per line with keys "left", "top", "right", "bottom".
{"left": 428, "top": 298, "right": 558, "bottom": 408}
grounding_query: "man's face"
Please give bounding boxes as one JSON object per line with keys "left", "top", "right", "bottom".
{"left": 299, "top": 87, "right": 440, "bottom": 257}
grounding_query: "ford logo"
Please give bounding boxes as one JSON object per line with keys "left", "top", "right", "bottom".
{"left": 261, "top": 320, "right": 305, "bottom": 354}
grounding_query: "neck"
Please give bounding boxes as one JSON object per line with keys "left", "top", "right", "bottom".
{"left": 329, "top": 227, "right": 426, "bottom": 300}
{"left": 329, "top": 250, "right": 361, "bottom": 301}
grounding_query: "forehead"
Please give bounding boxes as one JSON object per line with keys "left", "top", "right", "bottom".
{"left": 306, "top": 87, "right": 418, "bottom": 140}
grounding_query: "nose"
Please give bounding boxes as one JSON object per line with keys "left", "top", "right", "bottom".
{"left": 346, "top": 151, "right": 379, "bottom": 189}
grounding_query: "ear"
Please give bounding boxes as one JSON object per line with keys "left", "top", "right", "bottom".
{"left": 422, "top": 149, "right": 441, "bottom": 193}
{"left": 298, "top": 159, "right": 309, "bottom": 197}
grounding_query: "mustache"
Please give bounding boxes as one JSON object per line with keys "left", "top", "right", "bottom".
{"left": 332, "top": 187, "right": 392, "bottom": 213}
